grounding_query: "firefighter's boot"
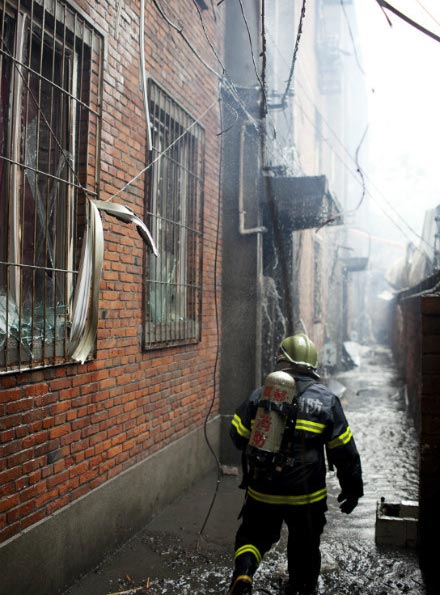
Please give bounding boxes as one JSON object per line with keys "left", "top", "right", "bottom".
{"left": 227, "top": 574, "right": 253, "bottom": 594}
{"left": 227, "top": 552, "right": 258, "bottom": 595}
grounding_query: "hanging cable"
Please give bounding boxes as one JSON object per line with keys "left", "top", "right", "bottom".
{"left": 415, "top": 0, "right": 440, "bottom": 28}
{"left": 265, "top": 18, "right": 436, "bottom": 251}
{"left": 376, "top": 0, "right": 440, "bottom": 43}
{"left": 280, "top": 0, "right": 307, "bottom": 107}
{"left": 340, "top": 0, "right": 365, "bottom": 75}
{"left": 237, "top": 0, "right": 265, "bottom": 92}
{"left": 197, "top": 95, "right": 223, "bottom": 545}
{"left": 151, "top": 0, "right": 259, "bottom": 131}
{"left": 315, "top": 124, "right": 368, "bottom": 233}
{"left": 191, "top": 0, "right": 225, "bottom": 74}
{"left": 288, "top": 68, "right": 434, "bottom": 250}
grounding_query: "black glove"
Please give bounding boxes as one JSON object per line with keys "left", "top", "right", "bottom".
{"left": 337, "top": 491, "right": 359, "bottom": 514}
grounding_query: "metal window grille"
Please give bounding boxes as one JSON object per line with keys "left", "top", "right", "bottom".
{"left": 144, "top": 79, "right": 205, "bottom": 349}
{"left": 0, "top": 0, "right": 103, "bottom": 373}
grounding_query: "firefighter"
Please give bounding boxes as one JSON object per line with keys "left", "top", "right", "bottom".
{"left": 227, "top": 334, "right": 363, "bottom": 595}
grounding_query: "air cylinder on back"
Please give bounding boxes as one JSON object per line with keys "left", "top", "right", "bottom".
{"left": 247, "top": 370, "right": 297, "bottom": 461}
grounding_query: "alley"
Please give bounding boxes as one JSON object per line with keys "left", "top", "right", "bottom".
{"left": 64, "top": 345, "right": 425, "bottom": 595}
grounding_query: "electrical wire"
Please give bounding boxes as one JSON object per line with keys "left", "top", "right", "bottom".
{"left": 280, "top": 0, "right": 307, "bottom": 107}
{"left": 264, "top": 16, "right": 435, "bottom": 252}
{"left": 152, "top": 0, "right": 260, "bottom": 131}
{"left": 238, "top": 0, "right": 265, "bottom": 92}
{"left": 294, "top": 94, "right": 433, "bottom": 254}
{"left": 288, "top": 65, "right": 434, "bottom": 250}
{"left": 315, "top": 124, "right": 369, "bottom": 233}
{"left": 197, "top": 95, "right": 224, "bottom": 545}
{"left": 191, "top": 0, "right": 225, "bottom": 74}
{"left": 340, "top": 0, "right": 365, "bottom": 75}
{"left": 106, "top": 98, "right": 218, "bottom": 202}
{"left": 376, "top": 0, "right": 440, "bottom": 43}
{"left": 152, "top": 0, "right": 222, "bottom": 79}
{"left": 415, "top": 0, "right": 440, "bottom": 28}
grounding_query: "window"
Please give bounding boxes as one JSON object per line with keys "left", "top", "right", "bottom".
{"left": 0, "top": 0, "right": 103, "bottom": 373}
{"left": 144, "top": 80, "right": 204, "bottom": 348}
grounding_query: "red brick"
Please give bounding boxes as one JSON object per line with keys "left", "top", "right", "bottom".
{"left": 0, "top": 388, "right": 22, "bottom": 404}
{"left": 0, "top": 494, "right": 20, "bottom": 513}
{"left": 49, "top": 425, "right": 71, "bottom": 439}
{"left": 24, "top": 383, "right": 49, "bottom": 398}
{"left": 22, "top": 431, "right": 48, "bottom": 449}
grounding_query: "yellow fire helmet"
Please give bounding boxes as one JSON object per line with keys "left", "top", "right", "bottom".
{"left": 277, "top": 333, "right": 318, "bottom": 372}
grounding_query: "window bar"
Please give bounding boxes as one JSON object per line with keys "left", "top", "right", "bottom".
{"left": 158, "top": 91, "right": 164, "bottom": 344}
{"left": 61, "top": 0, "right": 68, "bottom": 358}
{"left": 48, "top": 2, "right": 58, "bottom": 363}
{"left": 60, "top": 0, "right": 70, "bottom": 359}
{"left": 26, "top": 8, "right": 38, "bottom": 366}
{"left": 147, "top": 91, "right": 154, "bottom": 344}
{"left": 189, "top": 132, "right": 195, "bottom": 340}
{"left": 188, "top": 130, "right": 195, "bottom": 339}
{"left": 150, "top": 86, "right": 157, "bottom": 345}
{"left": 162, "top": 87, "right": 169, "bottom": 344}
{"left": 27, "top": 0, "right": 37, "bottom": 366}
{"left": 83, "top": 16, "right": 91, "bottom": 184}
{"left": 183, "top": 131, "right": 188, "bottom": 341}
{"left": 9, "top": 11, "right": 22, "bottom": 341}
{"left": 183, "top": 125, "right": 190, "bottom": 340}
{"left": 156, "top": 97, "right": 162, "bottom": 346}
{"left": 173, "top": 98, "right": 180, "bottom": 342}
{"left": 165, "top": 95, "right": 171, "bottom": 344}
{"left": 14, "top": 11, "right": 26, "bottom": 368}
{"left": 194, "top": 128, "right": 200, "bottom": 336}
{"left": 170, "top": 96, "right": 176, "bottom": 344}
{"left": 160, "top": 89, "right": 166, "bottom": 345}
{"left": 198, "top": 130, "right": 205, "bottom": 342}
{"left": 1, "top": 5, "right": 10, "bottom": 368}
{"left": 72, "top": 8, "right": 79, "bottom": 285}
{"left": 42, "top": 1, "right": 52, "bottom": 364}
{"left": 94, "top": 19, "right": 104, "bottom": 208}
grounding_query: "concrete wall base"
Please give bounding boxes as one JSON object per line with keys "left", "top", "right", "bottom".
{"left": 0, "top": 417, "right": 221, "bottom": 595}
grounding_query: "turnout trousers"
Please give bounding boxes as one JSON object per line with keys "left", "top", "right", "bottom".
{"left": 233, "top": 494, "right": 327, "bottom": 590}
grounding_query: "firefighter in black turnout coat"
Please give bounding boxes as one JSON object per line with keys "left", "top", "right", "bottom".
{"left": 227, "top": 334, "right": 363, "bottom": 595}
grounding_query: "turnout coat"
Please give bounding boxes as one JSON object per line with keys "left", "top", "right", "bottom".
{"left": 230, "top": 375, "right": 364, "bottom": 507}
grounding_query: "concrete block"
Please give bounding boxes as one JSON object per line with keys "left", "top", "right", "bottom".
{"left": 375, "top": 498, "right": 419, "bottom": 548}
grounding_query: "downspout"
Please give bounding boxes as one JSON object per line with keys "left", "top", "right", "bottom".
{"left": 238, "top": 122, "right": 266, "bottom": 386}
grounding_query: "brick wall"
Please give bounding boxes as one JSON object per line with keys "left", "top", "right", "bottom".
{"left": 0, "top": 0, "right": 222, "bottom": 544}
{"left": 392, "top": 292, "right": 440, "bottom": 588}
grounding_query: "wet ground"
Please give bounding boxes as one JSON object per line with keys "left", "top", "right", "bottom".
{"left": 64, "top": 345, "right": 426, "bottom": 595}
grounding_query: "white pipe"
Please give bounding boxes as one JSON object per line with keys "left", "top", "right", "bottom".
{"left": 238, "top": 123, "right": 266, "bottom": 235}
{"left": 140, "top": 0, "right": 153, "bottom": 151}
